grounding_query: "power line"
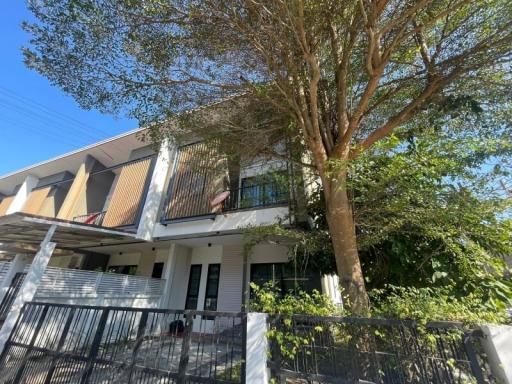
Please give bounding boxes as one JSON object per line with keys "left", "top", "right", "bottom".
{"left": 0, "top": 99, "right": 94, "bottom": 146}
{"left": 0, "top": 85, "right": 114, "bottom": 139}
{"left": 0, "top": 96, "right": 102, "bottom": 143}
{"left": 0, "top": 115, "right": 85, "bottom": 149}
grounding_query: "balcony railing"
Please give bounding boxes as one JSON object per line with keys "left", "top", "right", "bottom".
{"left": 164, "top": 181, "right": 290, "bottom": 221}
{"left": 223, "top": 182, "right": 289, "bottom": 211}
{"left": 72, "top": 211, "right": 106, "bottom": 226}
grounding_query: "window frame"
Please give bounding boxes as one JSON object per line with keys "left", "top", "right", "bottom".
{"left": 185, "top": 264, "right": 203, "bottom": 310}
{"left": 203, "top": 264, "right": 221, "bottom": 312}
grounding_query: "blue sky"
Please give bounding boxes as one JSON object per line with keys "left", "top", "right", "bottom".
{"left": 0, "top": 2, "right": 137, "bottom": 176}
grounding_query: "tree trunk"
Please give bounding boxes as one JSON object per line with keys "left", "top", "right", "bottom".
{"left": 324, "top": 171, "right": 369, "bottom": 315}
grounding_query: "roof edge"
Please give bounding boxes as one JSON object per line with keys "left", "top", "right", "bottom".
{"left": 0, "top": 127, "right": 145, "bottom": 180}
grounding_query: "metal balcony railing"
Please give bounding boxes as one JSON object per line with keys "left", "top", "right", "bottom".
{"left": 223, "top": 182, "right": 289, "bottom": 211}
{"left": 164, "top": 181, "right": 290, "bottom": 221}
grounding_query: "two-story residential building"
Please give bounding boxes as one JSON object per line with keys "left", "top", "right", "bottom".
{"left": 0, "top": 125, "right": 338, "bottom": 322}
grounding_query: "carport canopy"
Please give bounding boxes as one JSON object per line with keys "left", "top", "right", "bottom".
{"left": 0, "top": 213, "right": 138, "bottom": 255}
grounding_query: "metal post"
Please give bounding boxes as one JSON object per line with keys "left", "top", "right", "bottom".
{"left": 80, "top": 308, "right": 110, "bottom": 384}
{"left": 127, "top": 310, "right": 149, "bottom": 383}
{"left": 43, "top": 307, "right": 77, "bottom": 384}
{"left": 177, "top": 311, "right": 194, "bottom": 384}
{"left": 12, "top": 305, "right": 50, "bottom": 383}
{"left": 463, "top": 331, "right": 487, "bottom": 384}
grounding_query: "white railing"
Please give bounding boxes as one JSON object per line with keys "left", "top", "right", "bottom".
{"left": 33, "top": 266, "right": 165, "bottom": 298}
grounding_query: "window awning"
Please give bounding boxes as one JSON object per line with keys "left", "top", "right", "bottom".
{"left": 0, "top": 213, "right": 138, "bottom": 251}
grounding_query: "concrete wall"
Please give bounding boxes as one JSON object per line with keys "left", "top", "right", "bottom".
{"left": 107, "top": 252, "right": 141, "bottom": 268}
{"left": 152, "top": 206, "right": 289, "bottom": 239}
{"left": 480, "top": 324, "right": 512, "bottom": 383}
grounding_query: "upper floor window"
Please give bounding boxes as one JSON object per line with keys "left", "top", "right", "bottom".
{"left": 240, "top": 173, "right": 289, "bottom": 209}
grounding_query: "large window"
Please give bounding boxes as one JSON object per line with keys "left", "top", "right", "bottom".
{"left": 250, "top": 263, "right": 321, "bottom": 295}
{"left": 204, "top": 264, "right": 221, "bottom": 311}
{"left": 240, "top": 173, "right": 288, "bottom": 209}
{"left": 185, "top": 264, "right": 202, "bottom": 310}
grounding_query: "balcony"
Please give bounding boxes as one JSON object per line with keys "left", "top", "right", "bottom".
{"left": 163, "top": 180, "right": 290, "bottom": 222}
{"left": 161, "top": 142, "right": 291, "bottom": 223}
{"left": 72, "top": 155, "right": 156, "bottom": 229}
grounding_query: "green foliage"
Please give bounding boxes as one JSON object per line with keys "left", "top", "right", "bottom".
{"left": 244, "top": 119, "right": 512, "bottom": 324}
{"left": 249, "top": 282, "right": 340, "bottom": 316}
{"left": 370, "top": 285, "right": 510, "bottom": 326}
{"left": 250, "top": 283, "right": 344, "bottom": 359}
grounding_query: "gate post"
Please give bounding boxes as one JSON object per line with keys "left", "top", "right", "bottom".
{"left": 479, "top": 324, "right": 512, "bottom": 384}
{"left": 246, "top": 313, "right": 269, "bottom": 384}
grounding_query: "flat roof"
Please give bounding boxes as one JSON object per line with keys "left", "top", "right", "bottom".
{"left": 0, "top": 128, "right": 147, "bottom": 195}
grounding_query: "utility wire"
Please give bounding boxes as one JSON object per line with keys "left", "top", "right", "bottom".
{"left": 0, "top": 115, "right": 85, "bottom": 148}
{"left": 0, "top": 99, "right": 93, "bottom": 146}
{"left": 0, "top": 85, "right": 114, "bottom": 139}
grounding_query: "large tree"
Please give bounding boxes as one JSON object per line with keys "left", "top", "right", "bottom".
{"left": 24, "top": 0, "right": 511, "bottom": 313}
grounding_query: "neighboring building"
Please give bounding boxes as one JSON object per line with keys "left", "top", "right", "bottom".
{"left": 0, "top": 125, "right": 337, "bottom": 316}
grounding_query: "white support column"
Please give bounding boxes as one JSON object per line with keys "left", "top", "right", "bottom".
{"left": 246, "top": 312, "right": 269, "bottom": 384}
{"left": 479, "top": 324, "right": 512, "bottom": 383}
{"left": 159, "top": 243, "right": 177, "bottom": 309}
{"left": 6, "top": 175, "right": 39, "bottom": 214}
{"left": 0, "top": 225, "right": 57, "bottom": 354}
{"left": 137, "top": 140, "right": 176, "bottom": 241}
{"left": 0, "top": 254, "right": 29, "bottom": 304}
{"left": 321, "top": 274, "right": 343, "bottom": 308}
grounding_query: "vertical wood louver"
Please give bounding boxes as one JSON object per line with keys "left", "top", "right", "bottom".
{"left": 0, "top": 196, "right": 14, "bottom": 216}
{"left": 165, "top": 142, "right": 227, "bottom": 220}
{"left": 21, "top": 186, "right": 53, "bottom": 215}
{"left": 102, "top": 157, "right": 154, "bottom": 228}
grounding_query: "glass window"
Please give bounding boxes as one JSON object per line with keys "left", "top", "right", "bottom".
{"left": 151, "top": 262, "right": 164, "bottom": 278}
{"left": 107, "top": 265, "right": 137, "bottom": 275}
{"left": 204, "top": 264, "right": 221, "bottom": 311}
{"left": 240, "top": 173, "right": 288, "bottom": 208}
{"left": 250, "top": 263, "right": 321, "bottom": 295}
{"left": 185, "top": 264, "right": 202, "bottom": 310}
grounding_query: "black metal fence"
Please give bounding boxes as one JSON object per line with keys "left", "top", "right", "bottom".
{"left": 0, "top": 272, "right": 26, "bottom": 321}
{"left": 0, "top": 302, "right": 246, "bottom": 384}
{"left": 267, "top": 315, "right": 491, "bottom": 384}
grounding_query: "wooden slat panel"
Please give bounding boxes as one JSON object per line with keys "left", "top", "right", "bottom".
{"left": 102, "top": 157, "right": 153, "bottom": 227}
{"left": 21, "top": 186, "right": 53, "bottom": 215}
{"left": 166, "top": 143, "right": 227, "bottom": 220}
{"left": 0, "top": 196, "right": 14, "bottom": 216}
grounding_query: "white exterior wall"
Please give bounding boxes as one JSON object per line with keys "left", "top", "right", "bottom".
{"left": 218, "top": 245, "right": 245, "bottom": 312}
{"left": 161, "top": 243, "right": 290, "bottom": 312}
{"left": 167, "top": 245, "right": 192, "bottom": 309}
{"left": 107, "top": 252, "right": 141, "bottom": 267}
{"left": 152, "top": 206, "right": 289, "bottom": 239}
